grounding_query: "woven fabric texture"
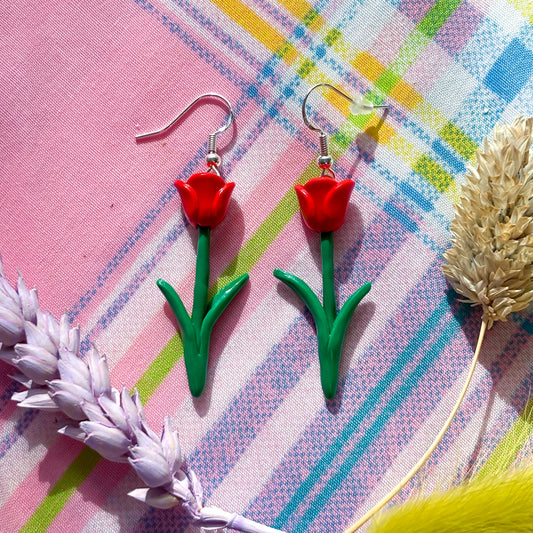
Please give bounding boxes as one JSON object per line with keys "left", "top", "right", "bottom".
{"left": 1, "top": 0, "right": 532, "bottom": 531}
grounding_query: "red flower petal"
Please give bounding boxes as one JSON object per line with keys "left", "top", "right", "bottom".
{"left": 175, "top": 181, "right": 199, "bottom": 226}
{"left": 324, "top": 179, "right": 354, "bottom": 229}
{"left": 295, "top": 184, "right": 315, "bottom": 224}
{"left": 210, "top": 182, "right": 235, "bottom": 228}
{"left": 182, "top": 173, "right": 229, "bottom": 227}
{"left": 301, "top": 178, "right": 337, "bottom": 199}
{"left": 187, "top": 173, "right": 226, "bottom": 193}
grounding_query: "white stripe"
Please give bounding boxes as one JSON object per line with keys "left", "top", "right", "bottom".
{"left": 0, "top": 413, "right": 59, "bottom": 508}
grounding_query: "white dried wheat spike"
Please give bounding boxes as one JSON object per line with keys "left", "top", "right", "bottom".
{"left": 442, "top": 116, "right": 533, "bottom": 328}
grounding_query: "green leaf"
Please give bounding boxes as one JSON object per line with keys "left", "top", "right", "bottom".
{"left": 328, "top": 282, "right": 371, "bottom": 357}
{"left": 273, "top": 268, "right": 328, "bottom": 338}
{"left": 156, "top": 278, "right": 195, "bottom": 344}
{"left": 200, "top": 273, "right": 249, "bottom": 351}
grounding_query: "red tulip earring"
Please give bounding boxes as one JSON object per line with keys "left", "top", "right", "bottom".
{"left": 136, "top": 94, "right": 248, "bottom": 397}
{"left": 274, "top": 83, "right": 386, "bottom": 399}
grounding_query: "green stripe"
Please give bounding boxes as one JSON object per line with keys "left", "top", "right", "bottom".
{"left": 302, "top": 8, "right": 320, "bottom": 28}
{"left": 358, "top": 0, "right": 475, "bottom": 185}
{"left": 388, "top": 30, "right": 431, "bottom": 77}
{"left": 136, "top": 334, "right": 185, "bottom": 403}
{"left": 211, "top": 163, "right": 315, "bottom": 295}
{"left": 345, "top": 0, "right": 469, "bottom": 194}
{"left": 324, "top": 27, "right": 341, "bottom": 46}
{"left": 297, "top": 58, "right": 316, "bottom": 78}
{"left": 418, "top": 0, "right": 462, "bottom": 38}
{"left": 19, "top": 448, "right": 101, "bottom": 533}
{"left": 19, "top": 338, "right": 185, "bottom": 533}
{"left": 378, "top": 0, "right": 461, "bottom": 81}
{"left": 413, "top": 154, "right": 454, "bottom": 192}
{"left": 440, "top": 122, "right": 479, "bottom": 160}
{"left": 475, "top": 397, "right": 533, "bottom": 481}
{"left": 375, "top": 70, "right": 402, "bottom": 95}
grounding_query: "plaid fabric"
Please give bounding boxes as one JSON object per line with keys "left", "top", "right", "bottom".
{"left": 1, "top": 0, "right": 532, "bottom": 531}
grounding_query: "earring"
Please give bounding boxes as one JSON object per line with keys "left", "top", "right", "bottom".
{"left": 136, "top": 94, "right": 249, "bottom": 398}
{"left": 274, "top": 83, "right": 386, "bottom": 399}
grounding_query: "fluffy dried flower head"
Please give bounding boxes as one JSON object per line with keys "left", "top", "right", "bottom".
{"left": 443, "top": 116, "right": 533, "bottom": 328}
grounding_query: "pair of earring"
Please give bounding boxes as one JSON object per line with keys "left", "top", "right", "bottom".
{"left": 136, "top": 84, "right": 387, "bottom": 399}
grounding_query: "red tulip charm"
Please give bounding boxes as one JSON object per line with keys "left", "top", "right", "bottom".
{"left": 175, "top": 172, "right": 235, "bottom": 228}
{"left": 274, "top": 164, "right": 370, "bottom": 399}
{"left": 295, "top": 176, "right": 354, "bottom": 232}
{"left": 273, "top": 83, "right": 380, "bottom": 397}
{"left": 159, "top": 168, "right": 247, "bottom": 397}
{"left": 136, "top": 94, "right": 249, "bottom": 398}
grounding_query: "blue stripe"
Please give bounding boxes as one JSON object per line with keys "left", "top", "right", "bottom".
{"left": 147, "top": 0, "right": 470, "bottom": 241}
{"left": 1, "top": 2, "right": 289, "bottom": 447}
{"left": 400, "top": 181, "right": 434, "bottom": 212}
{"left": 432, "top": 139, "right": 466, "bottom": 173}
{"left": 0, "top": 94, "right": 284, "bottom": 452}
{"left": 272, "top": 297, "right": 456, "bottom": 529}
{"left": 3, "top": 0, "right": 320, "bottom": 456}
{"left": 383, "top": 200, "right": 418, "bottom": 234}
{"left": 173, "top": 0, "right": 265, "bottom": 70}
{"left": 175, "top": 0, "right": 474, "bottom": 202}
{"left": 0, "top": 380, "right": 20, "bottom": 415}
{"left": 67, "top": 184, "right": 184, "bottom": 323}
{"left": 0, "top": 409, "right": 37, "bottom": 459}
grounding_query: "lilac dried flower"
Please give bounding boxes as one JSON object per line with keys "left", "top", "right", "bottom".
{"left": 0, "top": 256, "right": 285, "bottom": 533}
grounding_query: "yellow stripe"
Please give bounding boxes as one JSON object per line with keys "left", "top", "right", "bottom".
{"left": 209, "top": 0, "right": 299, "bottom": 64}
{"left": 506, "top": 0, "right": 533, "bottom": 23}
{"left": 413, "top": 101, "right": 448, "bottom": 131}
{"left": 351, "top": 52, "right": 386, "bottom": 83}
{"left": 277, "top": 0, "right": 325, "bottom": 31}
{"left": 389, "top": 79, "right": 424, "bottom": 110}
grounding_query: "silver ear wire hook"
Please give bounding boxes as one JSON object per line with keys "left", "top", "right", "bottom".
{"left": 302, "top": 83, "right": 387, "bottom": 173}
{"left": 135, "top": 93, "right": 234, "bottom": 171}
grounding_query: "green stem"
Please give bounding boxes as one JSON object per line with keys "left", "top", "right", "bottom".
{"left": 192, "top": 225, "right": 210, "bottom": 341}
{"left": 321, "top": 231, "right": 337, "bottom": 329}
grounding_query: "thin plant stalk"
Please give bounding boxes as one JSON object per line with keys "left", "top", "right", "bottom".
{"left": 191, "top": 226, "right": 210, "bottom": 337}
{"left": 321, "top": 231, "right": 337, "bottom": 329}
{"left": 344, "top": 319, "right": 488, "bottom": 532}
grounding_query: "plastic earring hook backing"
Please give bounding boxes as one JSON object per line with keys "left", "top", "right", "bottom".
{"left": 135, "top": 93, "right": 234, "bottom": 168}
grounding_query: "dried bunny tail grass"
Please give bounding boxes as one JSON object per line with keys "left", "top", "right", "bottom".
{"left": 367, "top": 465, "right": 533, "bottom": 533}
{"left": 442, "top": 116, "right": 533, "bottom": 328}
